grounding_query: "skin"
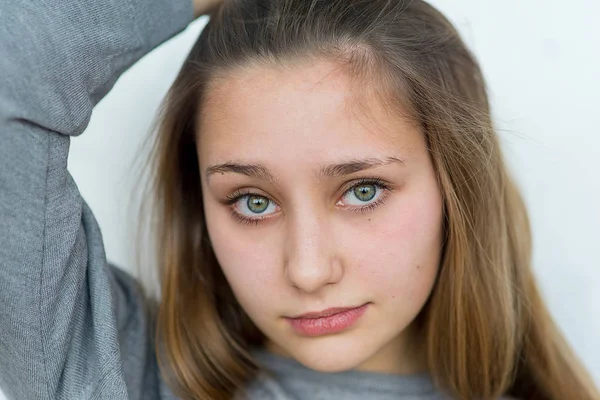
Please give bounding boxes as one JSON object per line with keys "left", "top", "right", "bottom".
{"left": 193, "top": 0, "right": 223, "bottom": 18}
{"left": 197, "top": 58, "right": 444, "bottom": 375}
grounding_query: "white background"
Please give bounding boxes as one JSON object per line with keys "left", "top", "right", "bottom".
{"left": 2, "top": 1, "right": 599, "bottom": 398}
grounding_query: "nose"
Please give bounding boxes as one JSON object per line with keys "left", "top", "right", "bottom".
{"left": 284, "top": 211, "right": 343, "bottom": 293}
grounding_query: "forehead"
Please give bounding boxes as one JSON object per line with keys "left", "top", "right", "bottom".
{"left": 197, "top": 58, "right": 421, "bottom": 164}
{"left": 201, "top": 58, "right": 354, "bottom": 123}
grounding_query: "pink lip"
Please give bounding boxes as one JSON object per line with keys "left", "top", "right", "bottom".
{"left": 286, "top": 304, "right": 369, "bottom": 337}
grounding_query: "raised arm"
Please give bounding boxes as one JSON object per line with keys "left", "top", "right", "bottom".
{"left": 0, "top": 1, "right": 195, "bottom": 399}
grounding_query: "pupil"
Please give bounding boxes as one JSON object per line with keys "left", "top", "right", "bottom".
{"left": 354, "top": 184, "right": 376, "bottom": 201}
{"left": 247, "top": 196, "right": 268, "bottom": 213}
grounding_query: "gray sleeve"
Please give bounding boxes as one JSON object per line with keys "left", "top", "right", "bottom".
{"left": 0, "top": 1, "right": 193, "bottom": 399}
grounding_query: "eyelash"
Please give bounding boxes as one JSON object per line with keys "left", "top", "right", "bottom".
{"left": 224, "top": 190, "right": 273, "bottom": 226}
{"left": 224, "top": 178, "right": 392, "bottom": 226}
{"left": 340, "top": 178, "right": 390, "bottom": 214}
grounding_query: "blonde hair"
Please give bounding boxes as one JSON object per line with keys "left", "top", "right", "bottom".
{"left": 138, "top": 0, "right": 600, "bottom": 399}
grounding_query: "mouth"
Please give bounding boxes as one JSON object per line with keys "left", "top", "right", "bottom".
{"left": 285, "top": 303, "right": 369, "bottom": 337}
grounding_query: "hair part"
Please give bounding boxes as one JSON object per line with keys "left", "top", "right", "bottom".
{"left": 135, "top": 1, "right": 600, "bottom": 399}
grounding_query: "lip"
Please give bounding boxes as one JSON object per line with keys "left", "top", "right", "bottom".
{"left": 286, "top": 303, "right": 369, "bottom": 337}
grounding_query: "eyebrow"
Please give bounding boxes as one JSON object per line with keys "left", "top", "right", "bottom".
{"left": 206, "top": 162, "right": 278, "bottom": 184}
{"left": 205, "top": 156, "right": 404, "bottom": 183}
{"left": 317, "top": 157, "right": 404, "bottom": 179}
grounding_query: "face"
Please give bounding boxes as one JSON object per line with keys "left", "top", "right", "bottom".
{"left": 197, "top": 58, "right": 443, "bottom": 375}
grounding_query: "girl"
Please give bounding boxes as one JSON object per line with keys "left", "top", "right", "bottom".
{"left": 0, "top": 0, "right": 598, "bottom": 399}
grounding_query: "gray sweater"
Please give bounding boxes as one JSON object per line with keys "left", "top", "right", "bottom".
{"left": 0, "top": 1, "right": 487, "bottom": 399}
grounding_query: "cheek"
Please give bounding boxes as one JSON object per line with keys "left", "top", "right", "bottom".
{"left": 343, "top": 183, "right": 443, "bottom": 302}
{"left": 203, "top": 200, "right": 282, "bottom": 312}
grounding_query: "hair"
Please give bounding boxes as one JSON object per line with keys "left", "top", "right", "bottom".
{"left": 136, "top": 0, "right": 600, "bottom": 399}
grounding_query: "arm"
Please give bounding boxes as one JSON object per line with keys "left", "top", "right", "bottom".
{"left": 0, "top": 1, "right": 195, "bottom": 399}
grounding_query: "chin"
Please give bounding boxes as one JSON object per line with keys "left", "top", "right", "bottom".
{"left": 288, "top": 335, "right": 375, "bottom": 373}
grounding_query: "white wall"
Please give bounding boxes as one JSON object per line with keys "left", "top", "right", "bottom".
{"left": 2, "top": 1, "right": 598, "bottom": 399}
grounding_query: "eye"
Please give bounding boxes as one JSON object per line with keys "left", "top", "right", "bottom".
{"left": 233, "top": 194, "right": 279, "bottom": 217}
{"left": 338, "top": 182, "right": 385, "bottom": 207}
{"left": 353, "top": 184, "right": 377, "bottom": 202}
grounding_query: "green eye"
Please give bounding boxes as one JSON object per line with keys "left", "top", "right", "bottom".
{"left": 353, "top": 184, "right": 376, "bottom": 202}
{"left": 247, "top": 195, "right": 269, "bottom": 213}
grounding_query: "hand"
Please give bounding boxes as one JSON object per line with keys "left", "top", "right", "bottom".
{"left": 193, "top": 0, "right": 223, "bottom": 18}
